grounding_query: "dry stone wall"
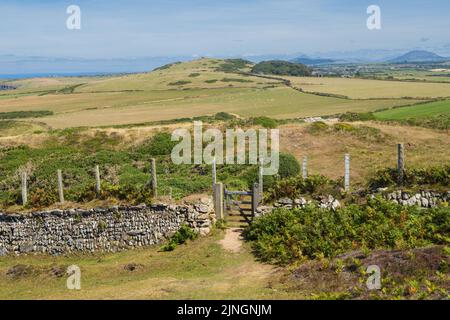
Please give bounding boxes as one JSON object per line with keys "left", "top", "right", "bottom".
{"left": 383, "top": 190, "right": 449, "bottom": 208}
{"left": 0, "top": 199, "right": 214, "bottom": 256}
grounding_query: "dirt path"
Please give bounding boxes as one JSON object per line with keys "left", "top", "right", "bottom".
{"left": 219, "top": 228, "right": 244, "bottom": 253}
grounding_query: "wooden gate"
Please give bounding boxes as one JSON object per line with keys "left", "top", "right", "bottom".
{"left": 221, "top": 183, "right": 261, "bottom": 227}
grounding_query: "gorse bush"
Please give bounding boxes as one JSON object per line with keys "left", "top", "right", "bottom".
{"left": 265, "top": 175, "right": 336, "bottom": 202}
{"left": 382, "top": 115, "right": 450, "bottom": 131}
{"left": 307, "top": 121, "right": 329, "bottom": 134}
{"left": 368, "top": 165, "right": 450, "bottom": 190}
{"left": 339, "top": 112, "right": 376, "bottom": 122}
{"left": 136, "top": 132, "right": 177, "bottom": 156}
{"left": 245, "top": 198, "right": 450, "bottom": 265}
{"left": 308, "top": 122, "right": 387, "bottom": 142}
{"left": 251, "top": 116, "right": 278, "bottom": 129}
{"left": 160, "top": 225, "right": 198, "bottom": 251}
{"left": 214, "top": 112, "right": 235, "bottom": 121}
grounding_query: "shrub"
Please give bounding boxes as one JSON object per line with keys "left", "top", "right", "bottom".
{"left": 136, "top": 132, "right": 177, "bottom": 156}
{"left": 278, "top": 153, "right": 301, "bottom": 179}
{"left": 392, "top": 115, "right": 450, "bottom": 131}
{"left": 160, "top": 225, "right": 198, "bottom": 251}
{"left": 307, "top": 121, "right": 329, "bottom": 134}
{"left": 368, "top": 166, "right": 450, "bottom": 190}
{"left": 215, "top": 219, "right": 228, "bottom": 230}
{"left": 245, "top": 198, "right": 450, "bottom": 265}
{"left": 214, "top": 112, "right": 235, "bottom": 121}
{"left": 339, "top": 112, "right": 376, "bottom": 122}
{"left": 188, "top": 73, "right": 201, "bottom": 77}
{"left": 75, "top": 182, "right": 153, "bottom": 204}
{"left": 332, "top": 124, "right": 386, "bottom": 143}
{"left": 252, "top": 116, "right": 278, "bottom": 129}
{"left": 333, "top": 123, "right": 356, "bottom": 132}
{"left": 265, "top": 175, "right": 335, "bottom": 202}
{"left": 29, "top": 188, "right": 58, "bottom": 208}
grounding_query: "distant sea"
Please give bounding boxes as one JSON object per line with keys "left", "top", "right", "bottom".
{"left": 0, "top": 71, "right": 134, "bottom": 80}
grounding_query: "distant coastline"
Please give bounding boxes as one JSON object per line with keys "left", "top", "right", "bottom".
{"left": 0, "top": 71, "right": 136, "bottom": 80}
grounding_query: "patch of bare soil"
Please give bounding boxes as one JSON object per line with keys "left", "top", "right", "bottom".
{"left": 219, "top": 228, "right": 243, "bottom": 253}
{"left": 286, "top": 245, "right": 449, "bottom": 299}
{"left": 5, "top": 264, "right": 67, "bottom": 280}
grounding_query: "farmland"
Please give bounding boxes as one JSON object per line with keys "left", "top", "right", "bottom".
{"left": 286, "top": 76, "right": 450, "bottom": 99}
{"left": 375, "top": 99, "right": 450, "bottom": 120}
{"left": 1, "top": 58, "right": 446, "bottom": 128}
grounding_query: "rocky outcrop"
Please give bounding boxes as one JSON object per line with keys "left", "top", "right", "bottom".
{"left": 0, "top": 199, "right": 214, "bottom": 256}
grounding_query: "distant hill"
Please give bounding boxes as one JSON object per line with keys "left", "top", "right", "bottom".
{"left": 251, "top": 60, "right": 312, "bottom": 76}
{"left": 389, "top": 50, "right": 449, "bottom": 63}
{"left": 291, "top": 56, "right": 336, "bottom": 65}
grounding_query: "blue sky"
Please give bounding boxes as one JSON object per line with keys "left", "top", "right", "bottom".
{"left": 1, "top": 0, "right": 450, "bottom": 58}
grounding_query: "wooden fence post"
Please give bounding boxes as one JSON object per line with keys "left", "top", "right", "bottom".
{"left": 95, "top": 165, "right": 101, "bottom": 196}
{"left": 57, "top": 169, "right": 65, "bottom": 204}
{"left": 150, "top": 158, "right": 157, "bottom": 198}
{"left": 213, "top": 183, "right": 224, "bottom": 220}
{"left": 302, "top": 156, "right": 308, "bottom": 179}
{"left": 168, "top": 187, "right": 173, "bottom": 200}
{"left": 259, "top": 158, "right": 264, "bottom": 196}
{"left": 344, "top": 154, "right": 350, "bottom": 192}
{"left": 21, "top": 172, "right": 27, "bottom": 206}
{"left": 252, "top": 183, "right": 260, "bottom": 217}
{"left": 212, "top": 157, "right": 217, "bottom": 187}
{"left": 397, "top": 143, "right": 404, "bottom": 186}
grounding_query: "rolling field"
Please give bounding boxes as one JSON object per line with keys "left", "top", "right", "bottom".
{"left": 286, "top": 76, "right": 450, "bottom": 99}
{"left": 0, "top": 58, "right": 444, "bottom": 128}
{"left": 375, "top": 99, "right": 450, "bottom": 120}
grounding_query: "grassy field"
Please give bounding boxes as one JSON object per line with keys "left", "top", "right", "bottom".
{"left": 0, "top": 230, "right": 295, "bottom": 300}
{"left": 280, "top": 122, "right": 450, "bottom": 183}
{"left": 375, "top": 100, "right": 450, "bottom": 120}
{"left": 0, "top": 58, "right": 442, "bottom": 128}
{"left": 286, "top": 76, "right": 450, "bottom": 99}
